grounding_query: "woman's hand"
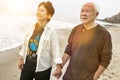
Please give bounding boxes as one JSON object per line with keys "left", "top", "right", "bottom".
{"left": 18, "top": 57, "right": 24, "bottom": 70}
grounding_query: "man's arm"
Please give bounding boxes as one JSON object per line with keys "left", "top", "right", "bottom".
{"left": 61, "top": 53, "right": 70, "bottom": 68}
{"left": 94, "top": 31, "right": 112, "bottom": 80}
{"left": 93, "top": 65, "right": 105, "bottom": 80}
{"left": 53, "top": 53, "right": 70, "bottom": 79}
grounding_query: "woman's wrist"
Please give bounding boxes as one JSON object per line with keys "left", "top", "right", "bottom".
{"left": 19, "top": 56, "right": 23, "bottom": 59}
{"left": 57, "top": 64, "right": 63, "bottom": 69}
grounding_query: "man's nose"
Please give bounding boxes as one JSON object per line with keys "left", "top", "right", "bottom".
{"left": 81, "top": 11, "right": 87, "bottom": 15}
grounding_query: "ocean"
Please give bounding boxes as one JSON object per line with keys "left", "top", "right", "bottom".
{"left": 0, "top": 15, "right": 112, "bottom": 52}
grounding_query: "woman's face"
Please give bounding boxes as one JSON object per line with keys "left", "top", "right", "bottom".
{"left": 36, "top": 5, "right": 48, "bottom": 21}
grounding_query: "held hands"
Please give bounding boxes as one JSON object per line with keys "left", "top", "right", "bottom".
{"left": 18, "top": 57, "right": 24, "bottom": 70}
{"left": 52, "top": 66, "right": 62, "bottom": 79}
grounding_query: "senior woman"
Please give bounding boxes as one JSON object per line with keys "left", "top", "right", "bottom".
{"left": 18, "top": 1, "right": 62, "bottom": 80}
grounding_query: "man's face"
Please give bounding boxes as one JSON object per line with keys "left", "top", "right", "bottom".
{"left": 80, "top": 3, "right": 98, "bottom": 24}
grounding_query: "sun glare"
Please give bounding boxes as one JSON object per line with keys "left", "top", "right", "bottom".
{"left": 9, "top": 0, "right": 27, "bottom": 15}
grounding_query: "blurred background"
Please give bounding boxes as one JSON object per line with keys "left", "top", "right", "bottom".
{"left": 0, "top": 0, "right": 120, "bottom": 51}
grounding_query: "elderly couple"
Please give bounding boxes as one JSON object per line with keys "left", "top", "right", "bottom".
{"left": 18, "top": 1, "right": 112, "bottom": 80}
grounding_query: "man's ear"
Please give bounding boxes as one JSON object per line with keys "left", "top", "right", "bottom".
{"left": 96, "top": 12, "right": 99, "bottom": 17}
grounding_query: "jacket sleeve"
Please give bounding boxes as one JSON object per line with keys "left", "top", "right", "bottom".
{"left": 19, "top": 26, "right": 32, "bottom": 57}
{"left": 19, "top": 41, "right": 25, "bottom": 57}
{"left": 51, "top": 29, "right": 62, "bottom": 64}
{"left": 19, "top": 33, "right": 28, "bottom": 57}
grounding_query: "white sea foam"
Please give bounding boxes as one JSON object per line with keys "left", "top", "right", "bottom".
{"left": 0, "top": 15, "right": 76, "bottom": 51}
{"left": 0, "top": 16, "right": 35, "bottom": 51}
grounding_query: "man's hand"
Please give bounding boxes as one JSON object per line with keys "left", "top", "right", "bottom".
{"left": 18, "top": 57, "right": 24, "bottom": 70}
{"left": 93, "top": 75, "right": 99, "bottom": 80}
{"left": 52, "top": 53, "right": 70, "bottom": 79}
{"left": 93, "top": 65, "right": 105, "bottom": 80}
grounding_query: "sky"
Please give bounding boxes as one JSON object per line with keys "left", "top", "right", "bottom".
{"left": 0, "top": 0, "right": 120, "bottom": 20}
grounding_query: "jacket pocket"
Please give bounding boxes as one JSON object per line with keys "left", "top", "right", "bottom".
{"left": 43, "top": 39, "right": 50, "bottom": 51}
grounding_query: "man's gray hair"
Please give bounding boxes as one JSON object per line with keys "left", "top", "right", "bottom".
{"left": 83, "top": 2, "right": 100, "bottom": 13}
{"left": 93, "top": 3, "right": 99, "bottom": 13}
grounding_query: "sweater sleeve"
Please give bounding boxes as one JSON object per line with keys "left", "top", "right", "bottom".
{"left": 99, "top": 31, "right": 112, "bottom": 68}
{"left": 64, "top": 27, "right": 76, "bottom": 56}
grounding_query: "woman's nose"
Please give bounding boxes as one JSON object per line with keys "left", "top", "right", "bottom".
{"left": 36, "top": 11, "right": 41, "bottom": 15}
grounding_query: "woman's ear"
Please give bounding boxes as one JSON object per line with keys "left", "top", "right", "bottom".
{"left": 47, "top": 14, "right": 52, "bottom": 20}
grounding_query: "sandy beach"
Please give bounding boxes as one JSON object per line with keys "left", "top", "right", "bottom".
{"left": 0, "top": 46, "right": 21, "bottom": 80}
{"left": 0, "top": 24, "right": 120, "bottom": 80}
